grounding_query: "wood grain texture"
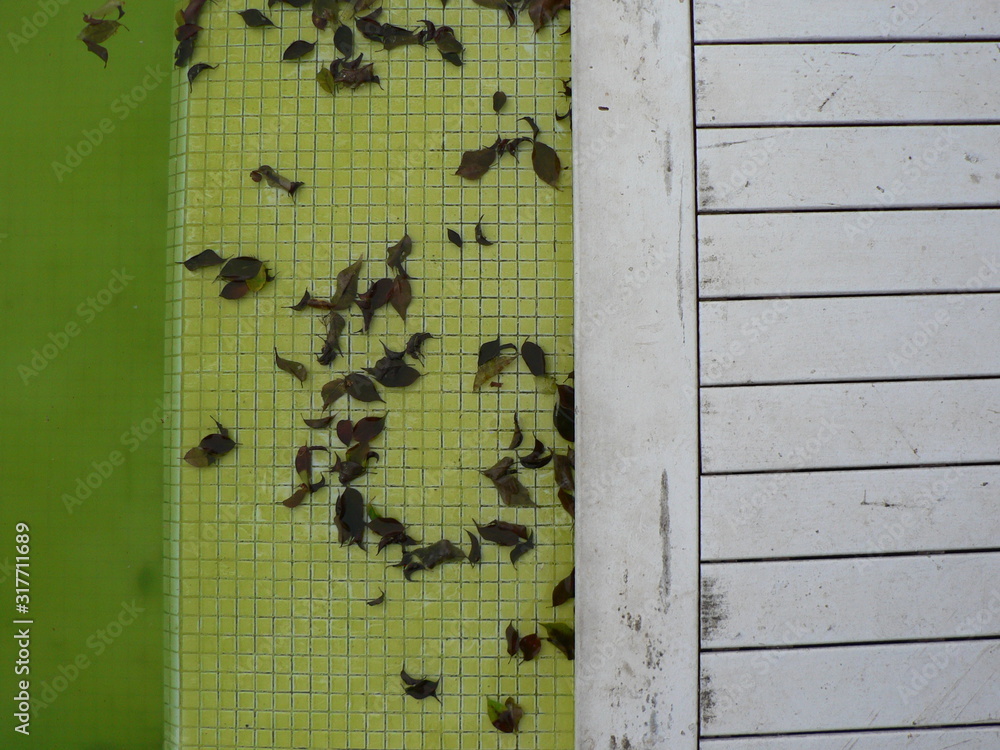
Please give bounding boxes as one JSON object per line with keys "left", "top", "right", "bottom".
{"left": 574, "top": 0, "right": 700, "bottom": 747}
{"left": 695, "top": 0, "right": 1000, "bottom": 42}
{"left": 701, "top": 379, "right": 1000, "bottom": 473}
{"left": 699, "top": 210, "right": 1000, "bottom": 298}
{"left": 697, "top": 44, "right": 1000, "bottom": 125}
{"left": 701, "top": 727, "right": 1000, "bottom": 750}
{"left": 701, "top": 639, "right": 1000, "bottom": 735}
{"left": 701, "top": 465, "right": 1000, "bottom": 560}
{"left": 700, "top": 294, "right": 1000, "bottom": 384}
{"left": 702, "top": 553, "right": 1000, "bottom": 648}
{"left": 697, "top": 126, "right": 1000, "bottom": 212}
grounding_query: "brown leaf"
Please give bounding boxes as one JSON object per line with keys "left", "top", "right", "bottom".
{"left": 520, "top": 339, "right": 546, "bottom": 376}
{"left": 321, "top": 378, "right": 347, "bottom": 409}
{"left": 492, "top": 90, "right": 507, "bottom": 113}
{"left": 507, "top": 412, "right": 523, "bottom": 450}
{"left": 531, "top": 140, "right": 562, "bottom": 188}
{"left": 282, "top": 39, "right": 316, "bottom": 60}
{"left": 456, "top": 144, "right": 497, "bottom": 180}
{"left": 332, "top": 258, "right": 363, "bottom": 310}
{"left": 180, "top": 249, "right": 225, "bottom": 270}
{"left": 473, "top": 354, "right": 517, "bottom": 390}
{"left": 389, "top": 276, "right": 412, "bottom": 320}
{"left": 475, "top": 216, "right": 495, "bottom": 246}
{"left": 274, "top": 348, "right": 307, "bottom": 383}
{"left": 527, "top": 0, "right": 570, "bottom": 32}
{"left": 552, "top": 568, "right": 575, "bottom": 606}
{"left": 303, "top": 415, "right": 336, "bottom": 429}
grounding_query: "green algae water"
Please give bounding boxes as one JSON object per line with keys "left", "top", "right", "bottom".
{"left": 0, "top": 2, "right": 173, "bottom": 747}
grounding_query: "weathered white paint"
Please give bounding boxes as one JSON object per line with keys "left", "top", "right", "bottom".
{"left": 698, "top": 126, "right": 1000, "bottom": 212}
{"left": 699, "top": 210, "right": 1000, "bottom": 298}
{"left": 701, "top": 379, "right": 1000, "bottom": 473}
{"left": 574, "top": 0, "right": 700, "bottom": 747}
{"left": 701, "top": 465, "right": 1000, "bottom": 560}
{"left": 702, "top": 553, "right": 1000, "bottom": 648}
{"left": 701, "top": 726, "right": 1000, "bottom": 750}
{"left": 694, "top": 0, "right": 1000, "bottom": 43}
{"left": 697, "top": 44, "right": 1000, "bottom": 125}
{"left": 701, "top": 639, "right": 1000, "bottom": 735}
{"left": 700, "top": 294, "right": 1000, "bottom": 384}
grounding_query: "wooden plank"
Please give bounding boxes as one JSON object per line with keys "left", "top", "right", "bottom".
{"left": 700, "top": 295, "right": 1000, "bottom": 384}
{"left": 701, "top": 465, "right": 1000, "bottom": 560}
{"left": 701, "top": 726, "right": 1000, "bottom": 750}
{"left": 698, "top": 211, "right": 1000, "bottom": 298}
{"left": 573, "top": 0, "right": 700, "bottom": 747}
{"left": 701, "top": 639, "right": 1000, "bottom": 735}
{"left": 697, "top": 126, "right": 1000, "bottom": 212}
{"left": 700, "top": 380, "right": 1000, "bottom": 473}
{"left": 695, "top": 0, "right": 1000, "bottom": 43}
{"left": 697, "top": 44, "right": 1000, "bottom": 126}
{"left": 702, "top": 553, "right": 1000, "bottom": 648}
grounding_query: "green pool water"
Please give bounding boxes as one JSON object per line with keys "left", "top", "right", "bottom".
{"left": 0, "top": 2, "right": 174, "bottom": 747}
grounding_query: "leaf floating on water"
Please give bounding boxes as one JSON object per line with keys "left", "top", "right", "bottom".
{"left": 335, "top": 486, "right": 367, "bottom": 547}
{"left": 331, "top": 258, "right": 363, "bottom": 311}
{"left": 385, "top": 231, "right": 413, "bottom": 278}
{"left": 186, "top": 63, "right": 217, "bottom": 89}
{"left": 531, "top": 140, "right": 562, "bottom": 188}
{"left": 303, "top": 414, "right": 336, "bottom": 429}
{"left": 395, "top": 539, "right": 465, "bottom": 581}
{"left": 481, "top": 457, "right": 534, "bottom": 506}
{"left": 554, "top": 384, "right": 575, "bottom": 442}
{"left": 317, "top": 311, "right": 346, "bottom": 365}
{"left": 455, "top": 143, "right": 498, "bottom": 180}
{"left": 389, "top": 276, "right": 412, "bottom": 320}
{"left": 507, "top": 412, "right": 523, "bottom": 450}
{"left": 519, "top": 438, "right": 552, "bottom": 469}
{"left": 475, "top": 216, "right": 495, "bottom": 247}
{"left": 475, "top": 519, "right": 529, "bottom": 547}
{"left": 527, "top": 0, "right": 570, "bottom": 32}
{"left": 510, "top": 532, "right": 534, "bottom": 565}
{"left": 180, "top": 249, "right": 225, "bottom": 271}
{"left": 505, "top": 623, "right": 519, "bottom": 657}
{"left": 366, "top": 589, "right": 385, "bottom": 606}
{"left": 552, "top": 568, "right": 575, "bottom": 606}
{"left": 487, "top": 697, "right": 524, "bottom": 734}
{"left": 345, "top": 372, "right": 383, "bottom": 402}
{"left": 400, "top": 667, "right": 441, "bottom": 701}
{"left": 446, "top": 229, "right": 463, "bottom": 249}
{"left": 237, "top": 9, "right": 276, "bottom": 27}
{"left": 466, "top": 530, "right": 481, "bottom": 564}
{"left": 321, "top": 378, "right": 347, "bottom": 409}
{"left": 282, "top": 39, "right": 316, "bottom": 60}
{"left": 274, "top": 348, "right": 307, "bottom": 383}
{"left": 518, "top": 632, "right": 542, "bottom": 662}
{"left": 184, "top": 418, "right": 235, "bottom": 467}
{"left": 334, "top": 24, "right": 354, "bottom": 57}
{"left": 492, "top": 90, "right": 507, "bottom": 113}
{"left": 78, "top": 13, "right": 124, "bottom": 66}
{"left": 250, "top": 165, "right": 303, "bottom": 196}
{"left": 520, "top": 340, "right": 546, "bottom": 376}
{"left": 541, "top": 622, "right": 575, "bottom": 660}
{"left": 405, "top": 332, "right": 434, "bottom": 362}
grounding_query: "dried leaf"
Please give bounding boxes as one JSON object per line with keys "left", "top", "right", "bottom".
{"left": 552, "top": 568, "right": 575, "bottom": 606}
{"left": 473, "top": 354, "right": 517, "bottom": 390}
{"left": 521, "top": 340, "right": 546, "bottom": 376}
{"left": 520, "top": 116, "right": 541, "bottom": 139}
{"left": 237, "top": 9, "right": 276, "bottom": 27}
{"left": 303, "top": 415, "right": 336, "bottom": 429}
{"left": 475, "top": 519, "right": 529, "bottom": 547}
{"left": 554, "top": 384, "right": 574, "bottom": 442}
{"left": 400, "top": 668, "right": 441, "bottom": 701}
{"left": 466, "top": 530, "right": 481, "bottom": 564}
{"left": 187, "top": 63, "right": 217, "bottom": 89}
{"left": 345, "top": 372, "right": 383, "bottom": 402}
{"left": 492, "top": 90, "right": 507, "bottom": 113}
{"left": 519, "top": 633, "right": 542, "bottom": 661}
{"left": 250, "top": 165, "right": 303, "bottom": 196}
{"left": 395, "top": 539, "right": 465, "bottom": 581}
{"left": 507, "top": 412, "right": 523, "bottom": 450}
{"left": 336, "top": 419, "right": 354, "bottom": 446}
{"left": 531, "top": 140, "right": 561, "bottom": 188}
{"left": 519, "top": 438, "right": 552, "bottom": 469}
{"left": 505, "top": 623, "right": 519, "bottom": 656}
{"left": 447, "top": 228, "right": 463, "bottom": 249}
{"left": 405, "top": 332, "right": 434, "bottom": 361}
{"left": 475, "top": 216, "right": 495, "bottom": 246}
{"left": 481, "top": 457, "right": 534, "bottom": 506}
{"left": 510, "top": 532, "right": 534, "bottom": 565}
{"left": 180, "top": 249, "right": 225, "bottom": 270}
{"left": 367, "top": 589, "right": 385, "bottom": 606}
{"left": 334, "top": 24, "right": 354, "bottom": 57}
{"left": 385, "top": 231, "right": 413, "bottom": 278}
{"left": 321, "top": 378, "right": 347, "bottom": 409}
{"left": 335, "top": 487, "right": 367, "bottom": 548}
{"left": 389, "top": 276, "right": 412, "bottom": 320}
{"left": 281, "top": 485, "right": 309, "bottom": 508}
{"left": 184, "top": 419, "right": 235, "bottom": 466}
{"left": 331, "top": 258, "right": 363, "bottom": 310}
{"left": 318, "top": 311, "right": 346, "bottom": 365}
{"left": 82, "top": 38, "right": 109, "bottom": 65}
{"left": 274, "top": 348, "right": 307, "bottom": 383}
{"left": 558, "top": 488, "right": 575, "bottom": 518}
{"left": 219, "top": 280, "right": 250, "bottom": 300}
{"left": 182, "top": 447, "right": 211, "bottom": 467}
{"left": 527, "top": 0, "right": 570, "bottom": 32}
{"left": 553, "top": 450, "right": 574, "bottom": 492}
{"left": 541, "top": 622, "right": 574, "bottom": 660}
{"left": 353, "top": 415, "right": 386, "bottom": 443}
{"left": 455, "top": 144, "right": 497, "bottom": 180}
{"left": 311, "top": 0, "right": 340, "bottom": 29}
{"left": 356, "top": 277, "right": 394, "bottom": 331}
{"left": 282, "top": 39, "right": 316, "bottom": 60}
{"left": 174, "top": 38, "right": 195, "bottom": 67}
{"left": 488, "top": 697, "right": 524, "bottom": 733}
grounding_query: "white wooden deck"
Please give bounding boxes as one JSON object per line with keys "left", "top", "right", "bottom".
{"left": 576, "top": 1, "right": 1000, "bottom": 748}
